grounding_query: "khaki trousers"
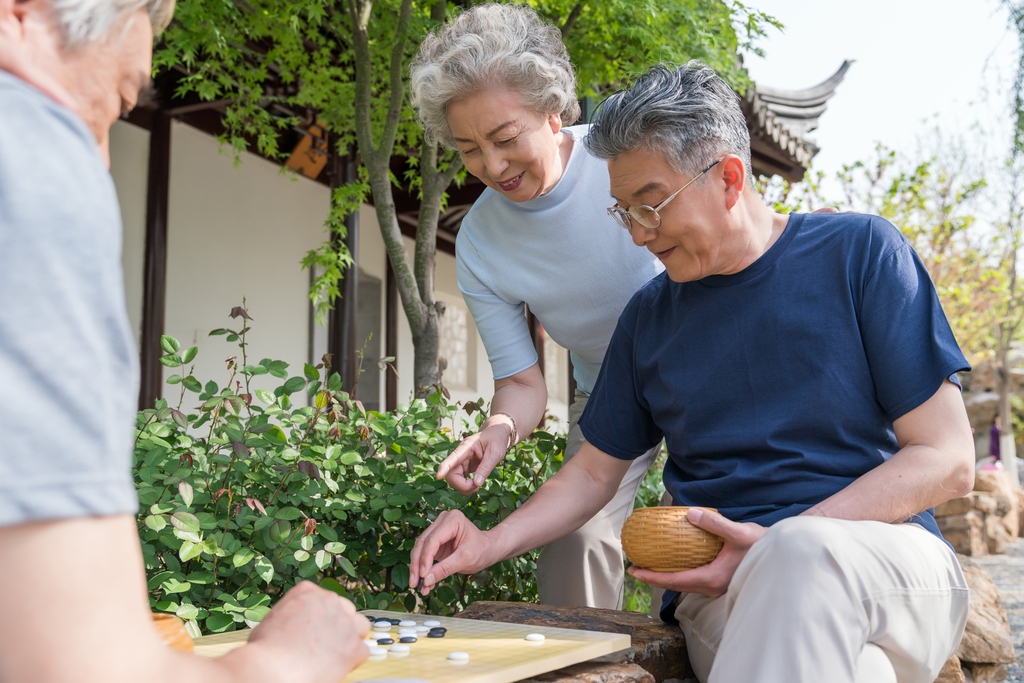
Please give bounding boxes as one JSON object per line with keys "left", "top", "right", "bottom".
{"left": 537, "top": 391, "right": 661, "bottom": 609}
{"left": 675, "top": 516, "right": 969, "bottom": 683}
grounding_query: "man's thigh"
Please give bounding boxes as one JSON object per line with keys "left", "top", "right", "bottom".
{"left": 675, "top": 518, "right": 968, "bottom": 683}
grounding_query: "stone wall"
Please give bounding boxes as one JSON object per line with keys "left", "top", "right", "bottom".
{"left": 936, "top": 472, "right": 1024, "bottom": 556}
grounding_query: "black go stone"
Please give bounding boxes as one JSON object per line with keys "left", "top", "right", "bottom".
{"left": 426, "top": 632, "right": 446, "bottom": 638}
{"left": 399, "top": 637, "right": 418, "bottom": 643}
{"left": 387, "top": 618, "right": 402, "bottom": 625}
{"left": 429, "top": 627, "right": 447, "bottom": 633}
{"left": 376, "top": 638, "right": 395, "bottom": 645}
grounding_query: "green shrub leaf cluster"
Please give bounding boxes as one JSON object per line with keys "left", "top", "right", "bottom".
{"left": 135, "top": 306, "right": 564, "bottom": 637}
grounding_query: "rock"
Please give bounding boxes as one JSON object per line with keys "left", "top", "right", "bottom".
{"left": 937, "top": 496, "right": 974, "bottom": 517}
{"left": 456, "top": 601, "right": 693, "bottom": 683}
{"left": 984, "top": 515, "right": 1010, "bottom": 554}
{"left": 939, "top": 511, "right": 984, "bottom": 531}
{"left": 943, "top": 526, "right": 989, "bottom": 557}
{"left": 519, "top": 662, "right": 655, "bottom": 683}
{"left": 974, "top": 471, "right": 1007, "bottom": 494}
{"left": 955, "top": 556, "right": 1016, "bottom": 666}
{"left": 934, "top": 655, "right": 965, "bottom": 683}
{"left": 972, "top": 494, "right": 999, "bottom": 516}
{"left": 1001, "top": 508, "right": 1018, "bottom": 539}
{"left": 962, "top": 663, "right": 1008, "bottom": 683}
{"left": 965, "top": 393, "right": 1000, "bottom": 430}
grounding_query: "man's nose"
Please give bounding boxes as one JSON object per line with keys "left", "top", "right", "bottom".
{"left": 630, "top": 221, "right": 656, "bottom": 248}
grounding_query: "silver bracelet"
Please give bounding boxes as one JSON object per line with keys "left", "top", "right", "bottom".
{"left": 491, "top": 412, "right": 518, "bottom": 452}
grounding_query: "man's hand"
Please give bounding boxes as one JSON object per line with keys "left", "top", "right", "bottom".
{"left": 409, "top": 510, "right": 498, "bottom": 595}
{"left": 628, "top": 508, "right": 765, "bottom": 597}
{"left": 231, "top": 582, "right": 370, "bottom": 683}
{"left": 437, "top": 423, "right": 512, "bottom": 495}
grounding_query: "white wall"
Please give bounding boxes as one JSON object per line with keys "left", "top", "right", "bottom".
{"left": 108, "top": 119, "right": 567, "bottom": 429}
{"left": 109, "top": 120, "right": 149, "bottom": 347}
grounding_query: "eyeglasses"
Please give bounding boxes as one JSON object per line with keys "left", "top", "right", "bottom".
{"left": 607, "top": 159, "right": 721, "bottom": 231}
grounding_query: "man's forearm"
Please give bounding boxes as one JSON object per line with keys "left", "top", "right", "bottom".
{"left": 485, "top": 442, "right": 631, "bottom": 562}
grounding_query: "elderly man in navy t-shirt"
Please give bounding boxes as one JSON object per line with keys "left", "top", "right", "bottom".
{"left": 411, "top": 61, "right": 974, "bottom": 683}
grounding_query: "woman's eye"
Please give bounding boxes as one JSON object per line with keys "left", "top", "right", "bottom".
{"left": 460, "top": 148, "right": 478, "bottom": 156}
{"left": 497, "top": 136, "right": 518, "bottom": 146}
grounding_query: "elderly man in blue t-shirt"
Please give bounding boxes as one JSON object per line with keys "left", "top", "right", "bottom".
{"left": 411, "top": 61, "right": 974, "bottom": 683}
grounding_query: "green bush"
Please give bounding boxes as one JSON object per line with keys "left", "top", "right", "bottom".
{"left": 135, "top": 306, "right": 564, "bottom": 638}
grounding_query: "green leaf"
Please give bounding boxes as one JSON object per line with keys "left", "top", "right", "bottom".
{"left": 179, "top": 541, "right": 203, "bottom": 562}
{"left": 345, "top": 490, "right": 366, "bottom": 503}
{"left": 269, "top": 519, "right": 291, "bottom": 544}
{"left": 254, "top": 555, "right": 274, "bottom": 584}
{"left": 184, "top": 620, "right": 202, "bottom": 640}
{"left": 232, "top": 547, "right": 256, "bottom": 568}
{"left": 186, "top": 571, "right": 214, "bottom": 584}
{"left": 293, "top": 549, "right": 310, "bottom": 562}
{"left": 147, "top": 570, "right": 174, "bottom": 590}
{"left": 184, "top": 376, "right": 203, "bottom": 393}
{"left": 382, "top": 508, "right": 403, "bottom": 522}
{"left": 391, "top": 563, "right": 410, "bottom": 590}
{"left": 304, "top": 363, "right": 319, "bottom": 381}
{"left": 282, "top": 377, "right": 306, "bottom": 394}
{"left": 167, "top": 374, "right": 182, "bottom": 385}
{"left": 340, "top": 451, "right": 361, "bottom": 465}
{"left": 178, "top": 481, "right": 194, "bottom": 508}
{"left": 321, "top": 577, "right": 348, "bottom": 597}
{"left": 324, "top": 541, "right": 346, "bottom": 554}
{"left": 170, "top": 511, "right": 200, "bottom": 535}
{"left": 243, "top": 605, "right": 271, "bottom": 628}
{"left": 206, "top": 612, "right": 235, "bottom": 633}
{"left": 300, "top": 535, "right": 313, "bottom": 551}
{"left": 335, "top": 554, "right": 356, "bottom": 577}
{"left": 314, "top": 391, "right": 330, "bottom": 409}
{"left": 311, "top": 549, "right": 330, "bottom": 570}
{"left": 264, "top": 426, "right": 288, "bottom": 445}
{"left": 181, "top": 346, "right": 198, "bottom": 364}
{"left": 162, "top": 578, "right": 191, "bottom": 594}
{"left": 176, "top": 603, "right": 200, "bottom": 620}
{"left": 161, "top": 335, "right": 180, "bottom": 354}
{"left": 159, "top": 354, "right": 183, "bottom": 367}
{"left": 145, "top": 515, "right": 167, "bottom": 531}
{"left": 255, "top": 389, "right": 276, "bottom": 404}
{"left": 275, "top": 506, "right": 303, "bottom": 521}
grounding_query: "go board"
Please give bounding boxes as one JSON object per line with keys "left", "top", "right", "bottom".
{"left": 193, "top": 609, "right": 631, "bottom": 683}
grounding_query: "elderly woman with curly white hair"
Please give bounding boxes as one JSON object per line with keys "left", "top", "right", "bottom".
{"left": 409, "top": 3, "right": 664, "bottom": 610}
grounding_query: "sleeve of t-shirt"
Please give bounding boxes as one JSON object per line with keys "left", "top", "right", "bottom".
{"left": 456, "top": 233, "right": 538, "bottom": 381}
{"left": 0, "top": 77, "right": 140, "bottom": 526}
{"left": 577, "top": 292, "right": 664, "bottom": 459}
{"left": 857, "top": 221, "right": 971, "bottom": 421}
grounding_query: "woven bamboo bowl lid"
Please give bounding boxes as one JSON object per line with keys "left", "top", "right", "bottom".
{"left": 621, "top": 506, "right": 724, "bottom": 572}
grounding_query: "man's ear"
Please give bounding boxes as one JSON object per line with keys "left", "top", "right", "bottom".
{"left": 720, "top": 155, "right": 746, "bottom": 211}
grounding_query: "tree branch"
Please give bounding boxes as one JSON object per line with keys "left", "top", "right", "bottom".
{"left": 377, "top": 0, "right": 414, "bottom": 166}
{"left": 560, "top": 2, "right": 585, "bottom": 37}
{"left": 430, "top": 0, "right": 445, "bottom": 22}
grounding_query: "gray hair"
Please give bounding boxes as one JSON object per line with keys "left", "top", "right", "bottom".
{"left": 410, "top": 3, "right": 580, "bottom": 148}
{"left": 51, "top": 0, "right": 175, "bottom": 48}
{"left": 586, "top": 62, "right": 753, "bottom": 182}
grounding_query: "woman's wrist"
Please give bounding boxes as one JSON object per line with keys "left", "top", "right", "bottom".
{"left": 484, "top": 412, "right": 517, "bottom": 451}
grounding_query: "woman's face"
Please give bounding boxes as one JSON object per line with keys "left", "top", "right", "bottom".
{"left": 447, "top": 88, "right": 566, "bottom": 202}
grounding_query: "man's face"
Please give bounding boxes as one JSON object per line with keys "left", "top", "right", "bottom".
{"left": 9, "top": 1, "right": 154, "bottom": 166}
{"left": 608, "top": 148, "right": 724, "bottom": 283}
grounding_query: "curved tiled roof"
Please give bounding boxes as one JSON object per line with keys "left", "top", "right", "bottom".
{"left": 743, "top": 60, "right": 853, "bottom": 182}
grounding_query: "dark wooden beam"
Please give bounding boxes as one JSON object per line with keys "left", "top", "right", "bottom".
{"left": 138, "top": 109, "right": 171, "bottom": 410}
{"left": 526, "top": 306, "right": 544, "bottom": 378}
{"left": 385, "top": 258, "right": 398, "bottom": 412}
{"left": 327, "top": 144, "right": 359, "bottom": 393}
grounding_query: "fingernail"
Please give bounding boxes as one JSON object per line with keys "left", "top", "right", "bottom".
{"left": 688, "top": 508, "right": 703, "bottom": 524}
{"left": 474, "top": 475, "right": 484, "bottom": 486}
{"left": 426, "top": 573, "right": 435, "bottom": 586}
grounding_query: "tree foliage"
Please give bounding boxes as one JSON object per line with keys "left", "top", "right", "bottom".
{"left": 154, "top": 0, "right": 779, "bottom": 392}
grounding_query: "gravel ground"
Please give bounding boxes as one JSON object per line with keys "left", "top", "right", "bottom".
{"left": 972, "top": 539, "right": 1024, "bottom": 681}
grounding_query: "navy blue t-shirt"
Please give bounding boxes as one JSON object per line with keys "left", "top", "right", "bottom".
{"left": 577, "top": 212, "right": 970, "bottom": 623}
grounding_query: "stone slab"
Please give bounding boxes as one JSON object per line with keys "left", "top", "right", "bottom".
{"left": 956, "top": 556, "right": 1016, "bottom": 665}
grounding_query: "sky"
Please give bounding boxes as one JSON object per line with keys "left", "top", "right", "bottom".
{"left": 740, "top": 0, "right": 1020, "bottom": 193}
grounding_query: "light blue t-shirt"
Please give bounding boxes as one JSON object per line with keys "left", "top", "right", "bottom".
{"left": 456, "top": 125, "right": 664, "bottom": 394}
{"left": 0, "top": 70, "right": 140, "bottom": 525}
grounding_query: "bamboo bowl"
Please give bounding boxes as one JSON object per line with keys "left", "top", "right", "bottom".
{"left": 152, "top": 613, "right": 194, "bottom": 652}
{"left": 621, "top": 506, "right": 724, "bottom": 572}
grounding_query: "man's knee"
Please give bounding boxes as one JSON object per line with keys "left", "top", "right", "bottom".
{"left": 741, "top": 516, "right": 859, "bottom": 582}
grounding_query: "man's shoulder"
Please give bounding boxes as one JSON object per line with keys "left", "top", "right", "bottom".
{"left": 619, "top": 271, "right": 672, "bottom": 325}
{"left": 795, "top": 212, "right": 908, "bottom": 267}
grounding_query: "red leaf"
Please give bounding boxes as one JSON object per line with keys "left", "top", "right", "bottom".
{"left": 242, "top": 393, "right": 253, "bottom": 407}
{"left": 303, "top": 517, "right": 317, "bottom": 536}
{"left": 232, "top": 441, "right": 248, "bottom": 459}
{"left": 213, "top": 488, "right": 229, "bottom": 502}
{"left": 297, "top": 461, "right": 321, "bottom": 481}
{"left": 179, "top": 451, "right": 194, "bottom": 467}
{"left": 229, "top": 306, "right": 252, "bottom": 320}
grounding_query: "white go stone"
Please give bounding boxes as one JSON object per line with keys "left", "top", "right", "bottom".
{"left": 388, "top": 643, "right": 411, "bottom": 653}
{"left": 373, "top": 621, "right": 392, "bottom": 630}
{"left": 415, "top": 625, "right": 430, "bottom": 633}
{"left": 363, "top": 640, "right": 376, "bottom": 647}
{"left": 447, "top": 651, "right": 470, "bottom": 661}
{"left": 525, "top": 633, "right": 545, "bottom": 642}
{"left": 399, "top": 630, "right": 417, "bottom": 638}
{"left": 423, "top": 620, "right": 441, "bottom": 627}
{"left": 369, "top": 632, "right": 390, "bottom": 640}
{"left": 368, "top": 647, "right": 387, "bottom": 656}
{"left": 399, "top": 620, "right": 417, "bottom": 627}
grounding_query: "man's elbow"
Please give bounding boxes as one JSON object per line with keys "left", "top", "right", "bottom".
{"left": 946, "top": 446, "right": 976, "bottom": 499}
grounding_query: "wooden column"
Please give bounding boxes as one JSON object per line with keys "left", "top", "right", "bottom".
{"left": 138, "top": 110, "right": 171, "bottom": 410}
{"left": 327, "top": 144, "right": 359, "bottom": 392}
{"left": 385, "top": 258, "right": 398, "bottom": 411}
